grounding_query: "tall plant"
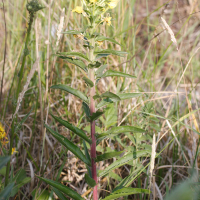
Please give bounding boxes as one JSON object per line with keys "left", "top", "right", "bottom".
{"left": 38, "top": 0, "right": 151, "bottom": 199}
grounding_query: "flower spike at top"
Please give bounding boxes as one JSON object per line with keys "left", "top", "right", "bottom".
{"left": 72, "top": 6, "right": 84, "bottom": 14}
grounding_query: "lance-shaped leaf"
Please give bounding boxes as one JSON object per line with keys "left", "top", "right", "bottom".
{"left": 83, "top": 76, "right": 94, "bottom": 87}
{"left": 0, "top": 156, "right": 10, "bottom": 170}
{"left": 45, "top": 124, "right": 91, "bottom": 166}
{"left": 102, "top": 188, "right": 150, "bottom": 200}
{"left": 51, "top": 114, "right": 91, "bottom": 144}
{"left": 96, "top": 151, "right": 124, "bottom": 162}
{"left": 99, "top": 150, "right": 150, "bottom": 177}
{"left": 95, "top": 64, "right": 108, "bottom": 77}
{"left": 82, "top": 102, "right": 90, "bottom": 118}
{"left": 99, "top": 70, "right": 136, "bottom": 79}
{"left": 83, "top": 141, "right": 92, "bottom": 177}
{"left": 85, "top": 174, "right": 96, "bottom": 187}
{"left": 89, "top": 111, "right": 104, "bottom": 122}
{"left": 95, "top": 54, "right": 110, "bottom": 59}
{"left": 96, "top": 98, "right": 114, "bottom": 109}
{"left": 37, "top": 177, "right": 85, "bottom": 200}
{"left": 101, "top": 92, "right": 121, "bottom": 101}
{"left": 62, "top": 30, "right": 82, "bottom": 35}
{"left": 56, "top": 52, "right": 91, "bottom": 62}
{"left": 0, "top": 182, "right": 15, "bottom": 199}
{"left": 95, "top": 49, "right": 127, "bottom": 57}
{"left": 97, "top": 126, "right": 145, "bottom": 139}
{"left": 117, "top": 93, "right": 141, "bottom": 100}
{"left": 52, "top": 187, "right": 68, "bottom": 200}
{"left": 57, "top": 56, "right": 87, "bottom": 72}
{"left": 51, "top": 84, "right": 89, "bottom": 103}
{"left": 113, "top": 165, "right": 144, "bottom": 192}
{"left": 95, "top": 36, "right": 120, "bottom": 45}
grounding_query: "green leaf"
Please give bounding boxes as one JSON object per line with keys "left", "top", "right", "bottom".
{"left": 56, "top": 52, "right": 91, "bottom": 62}
{"left": 113, "top": 164, "right": 145, "bottom": 191}
{"left": 83, "top": 141, "right": 92, "bottom": 177}
{"left": 102, "top": 188, "right": 150, "bottom": 200}
{"left": 82, "top": 102, "right": 90, "bottom": 118}
{"left": 11, "top": 169, "right": 31, "bottom": 197}
{"left": 99, "top": 70, "right": 136, "bottom": 79}
{"left": 37, "top": 177, "right": 85, "bottom": 200}
{"left": 83, "top": 76, "right": 94, "bottom": 87}
{"left": 101, "top": 92, "right": 121, "bottom": 101}
{"left": 96, "top": 151, "right": 124, "bottom": 162}
{"left": 0, "top": 156, "right": 10, "bottom": 170}
{"left": 95, "top": 64, "right": 108, "bottom": 77}
{"left": 58, "top": 56, "right": 87, "bottom": 72}
{"left": 88, "top": 61, "right": 101, "bottom": 68}
{"left": 85, "top": 174, "right": 96, "bottom": 187}
{"left": 95, "top": 49, "right": 127, "bottom": 57}
{"left": 97, "top": 126, "right": 145, "bottom": 140}
{"left": 62, "top": 30, "right": 82, "bottom": 34}
{"left": 95, "top": 36, "right": 120, "bottom": 45}
{"left": 93, "top": 94, "right": 101, "bottom": 100}
{"left": 51, "top": 114, "right": 91, "bottom": 144}
{"left": 99, "top": 150, "right": 150, "bottom": 177}
{"left": 104, "top": 104, "right": 117, "bottom": 129}
{"left": 32, "top": 189, "right": 53, "bottom": 200}
{"left": 52, "top": 187, "right": 68, "bottom": 200}
{"left": 0, "top": 182, "right": 15, "bottom": 200}
{"left": 96, "top": 98, "right": 114, "bottom": 109}
{"left": 117, "top": 93, "right": 141, "bottom": 100}
{"left": 51, "top": 84, "right": 88, "bottom": 103}
{"left": 15, "top": 107, "right": 33, "bottom": 131}
{"left": 45, "top": 124, "right": 91, "bottom": 166}
{"left": 89, "top": 111, "right": 104, "bottom": 122}
{"left": 95, "top": 53, "right": 110, "bottom": 59}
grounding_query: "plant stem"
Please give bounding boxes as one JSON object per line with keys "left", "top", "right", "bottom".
{"left": 5, "top": 12, "right": 34, "bottom": 188}
{"left": 89, "top": 38, "right": 98, "bottom": 200}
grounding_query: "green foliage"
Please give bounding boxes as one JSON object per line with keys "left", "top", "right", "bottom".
{"left": 44, "top": 124, "right": 91, "bottom": 166}
{"left": 102, "top": 188, "right": 150, "bottom": 200}
{"left": 99, "top": 70, "right": 136, "bottom": 79}
{"left": 51, "top": 114, "right": 91, "bottom": 144}
{"left": 98, "top": 150, "right": 150, "bottom": 177}
{"left": 37, "top": 177, "right": 85, "bottom": 200}
{"left": 51, "top": 84, "right": 89, "bottom": 103}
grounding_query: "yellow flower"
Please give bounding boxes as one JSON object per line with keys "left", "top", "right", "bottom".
{"left": 1, "top": 140, "right": 9, "bottom": 147}
{"left": 90, "top": 0, "right": 97, "bottom": 3}
{"left": 107, "top": 0, "right": 119, "bottom": 9}
{"left": 96, "top": 41, "right": 103, "bottom": 46}
{"left": 0, "top": 122, "right": 6, "bottom": 139}
{"left": 11, "top": 148, "right": 18, "bottom": 155}
{"left": 104, "top": 17, "right": 112, "bottom": 26}
{"left": 72, "top": 6, "right": 83, "bottom": 14}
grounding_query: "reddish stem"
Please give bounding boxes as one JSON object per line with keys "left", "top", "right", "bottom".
{"left": 90, "top": 69, "right": 98, "bottom": 200}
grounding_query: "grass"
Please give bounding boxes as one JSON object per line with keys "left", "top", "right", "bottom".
{"left": 0, "top": 0, "right": 200, "bottom": 199}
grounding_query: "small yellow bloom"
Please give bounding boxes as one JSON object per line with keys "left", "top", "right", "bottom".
{"left": 11, "top": 148, "right": 18, "bottom": 155}
{"left": 107, "top": 0, "right": 119, "bottom": 9}
{"left": 104, "top": 17, "right": 112, "bottom": 26}
{"left": 72, "top": 6, "right": 83, "bottom": 14}
{"left": 1, "top": 140, "right": 9, "bottom": 147}
{"left": 96, "top": 41, "right": 103, "bottom": 46}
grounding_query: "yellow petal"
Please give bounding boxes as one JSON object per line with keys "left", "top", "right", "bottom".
{"left": 72, "top": 6, "right": 83, "bottom": 14}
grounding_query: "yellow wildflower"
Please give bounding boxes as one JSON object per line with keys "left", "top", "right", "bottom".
{"left": 96, "top": 41, "right": 103, "bottom": 46}
{"left": 1, "top": 140, "right": 9, "bottom": 147}
{"left": 104, "top": 17, "right": 112, "bottom": 26}
{"left": 72, "top": 6, "right": 83, "bottom": 14}
{"left": 107, "top": 0, "right": 119, "bottom": 9}
{"left": 11, "top": 148, "right": 18, "bottom": 155}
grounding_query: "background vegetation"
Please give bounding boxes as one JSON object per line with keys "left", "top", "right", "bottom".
{"left": 0, "top": 0, "right": 200, "bottom": 199}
